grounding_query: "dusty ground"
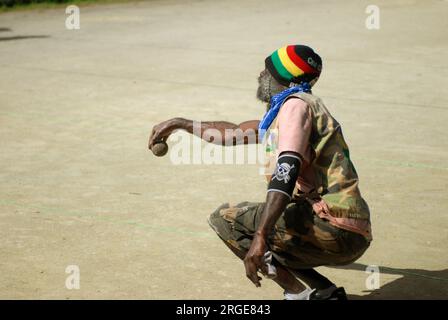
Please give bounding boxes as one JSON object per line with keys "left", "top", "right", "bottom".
{"left": 0, "top": 0, "right": 447, "bottom": 299}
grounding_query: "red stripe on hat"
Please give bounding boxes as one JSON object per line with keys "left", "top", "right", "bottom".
{"left": 286, "top": 45, "right": 319, "bottom": 74}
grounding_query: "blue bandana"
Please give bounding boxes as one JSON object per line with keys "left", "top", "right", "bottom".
{"left": 258, "top": 82, "right": 311, "bottom": 140}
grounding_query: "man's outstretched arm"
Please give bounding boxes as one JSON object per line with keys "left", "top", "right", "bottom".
{"left": 148, "top": 117, "right": 260, "bottom": 149}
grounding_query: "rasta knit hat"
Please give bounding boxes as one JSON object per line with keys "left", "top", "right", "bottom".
{"left": 265, "top": 45, "right": 322, "bottom": 87}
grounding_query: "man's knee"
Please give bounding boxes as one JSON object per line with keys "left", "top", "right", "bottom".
{"left": 208, "top": 203, "right": 230, "bottom": 227}
{"left": 209, "top": 202, "right": 243, "bottom": 225}
{"left": 207, "top": 203, "right": 235, "bottom": 240}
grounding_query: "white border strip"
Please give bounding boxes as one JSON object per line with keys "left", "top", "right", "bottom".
{"left": 267, "top": 189, "right": 292, "bottom": 199}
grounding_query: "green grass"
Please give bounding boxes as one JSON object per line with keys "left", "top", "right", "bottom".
{"left": 0, "top": 0, "right": 142, "bottom": 12}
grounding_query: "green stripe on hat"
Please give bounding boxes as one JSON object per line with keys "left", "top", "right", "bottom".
{"left": 271, "top": 51, "right": 293, "bottom": 81}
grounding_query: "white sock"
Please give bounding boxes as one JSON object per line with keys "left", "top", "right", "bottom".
{"left": 284, "top": 288, "right": 316, "bottom": 300}
{"left": 283, "top": 285, "right": 337, "bottom": 300}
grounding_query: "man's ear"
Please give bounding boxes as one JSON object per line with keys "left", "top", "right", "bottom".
{"left": 309, "top": 77, "right": 319, "bottom": 87}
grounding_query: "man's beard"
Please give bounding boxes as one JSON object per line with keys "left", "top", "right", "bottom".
{"left": 256, "top": 70, "right": 287, "bottom": 106}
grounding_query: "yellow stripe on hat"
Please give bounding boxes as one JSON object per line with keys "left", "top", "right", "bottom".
{"left": 277, "top": 46, "right": 305, "bottom": 77}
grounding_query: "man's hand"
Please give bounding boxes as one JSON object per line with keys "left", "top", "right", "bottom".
{"left": 148, "top": 118, "right": 184, "bottom": 150}
{"left": 243, "top": 234, "right": 268, "bottom": 287}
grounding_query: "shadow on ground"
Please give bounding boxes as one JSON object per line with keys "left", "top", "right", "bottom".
{"left": 0, "top": 35, "right": 49, "bottom": 41}
{"left": 331, "top": 263, "right": 448, "bottom": 299}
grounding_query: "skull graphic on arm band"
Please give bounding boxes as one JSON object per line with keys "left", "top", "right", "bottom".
{"left": 267, "top": 153, "right": 302, "bottom": 199}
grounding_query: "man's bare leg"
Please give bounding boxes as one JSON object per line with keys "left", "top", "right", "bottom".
{"left": 290, "top": 268, "right": 334, "bottom": 290}
{"left": 222, "top": 240, "right": 306, "bottom": 293}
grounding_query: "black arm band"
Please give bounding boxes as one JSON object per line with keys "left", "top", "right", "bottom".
{"left": 267, "top": 153, "right": 301, "bottom": 199}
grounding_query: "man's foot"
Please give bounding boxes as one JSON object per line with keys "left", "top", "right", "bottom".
{"left": 284, "top": 286, "right": 348, "bottom": 300}
{"left": 311, "top": 286, "right": 347, "bottom": 300}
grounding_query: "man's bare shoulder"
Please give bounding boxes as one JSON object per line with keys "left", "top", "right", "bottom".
{"left": 279, "top": 96, "right": 310, "bottom": 120}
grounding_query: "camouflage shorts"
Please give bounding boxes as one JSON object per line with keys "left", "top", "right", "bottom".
{"left": 208, "top": 200, "right": 369, "bottom": 269}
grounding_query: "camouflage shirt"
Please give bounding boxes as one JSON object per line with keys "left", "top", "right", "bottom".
{"left": 262, "top": 92, "right": 372, "bottom": 240}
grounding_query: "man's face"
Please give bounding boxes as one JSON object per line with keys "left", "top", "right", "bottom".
{"left": 256, "top": 69, "right": 272, "bottom": 104}
{"left": 256, "top": 69, "right": 287, "bottom": 106}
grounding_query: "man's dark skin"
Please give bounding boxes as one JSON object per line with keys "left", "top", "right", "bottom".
{"left": 148, "top": 70, "right": 331, "bottom": 293}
